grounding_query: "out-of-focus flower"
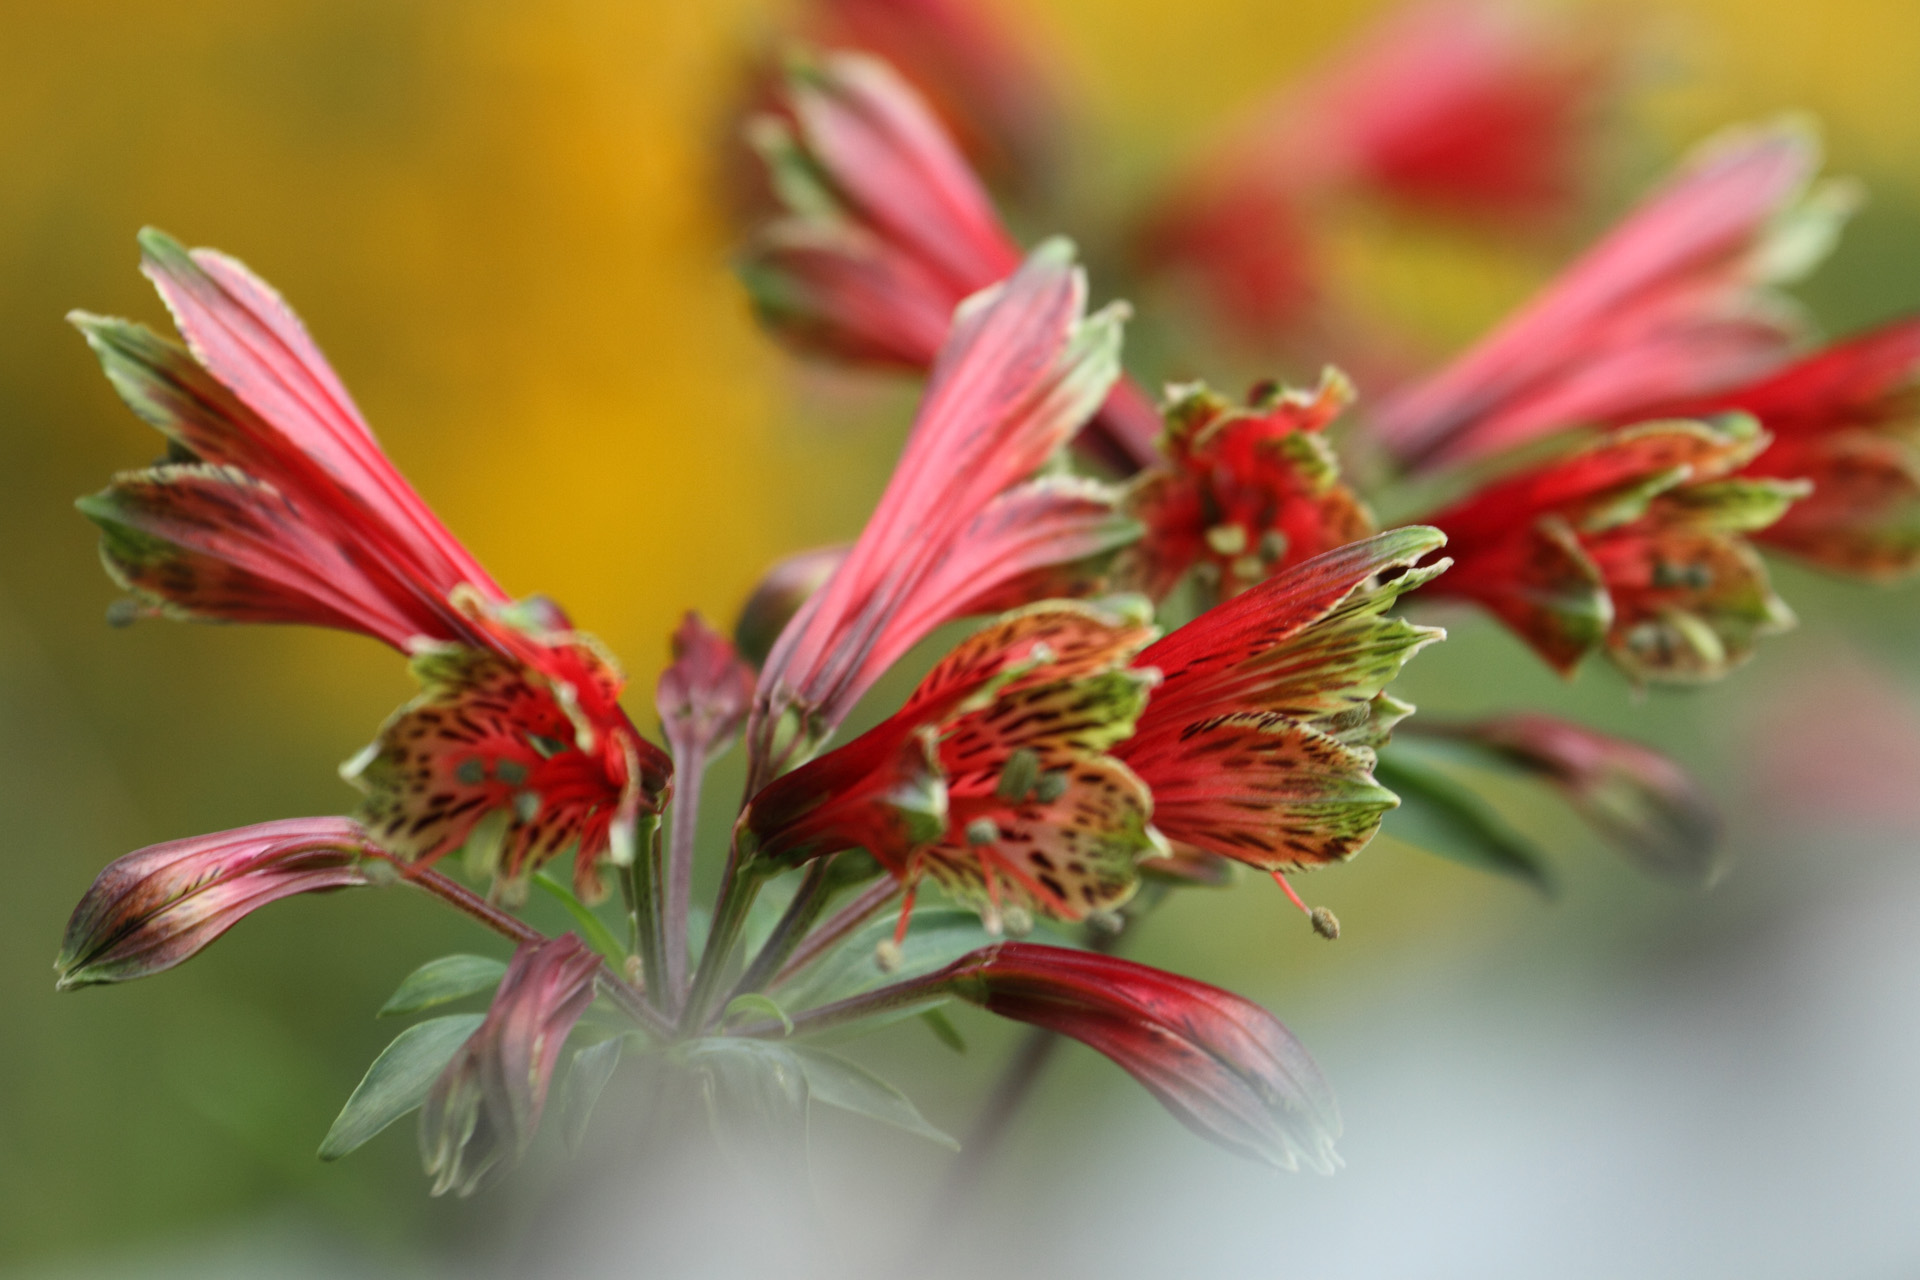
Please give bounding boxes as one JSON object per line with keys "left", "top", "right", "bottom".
{"left": 55, "top": 818, "right": 371, "bottom": 989}
{"left": 944, "top": 942, "right": 1341, "bottom": 1171}
{"left": 1420, "top": 417, "right": 1805, "bottom": 681}
{"left": 1414, "top": 714, "right": 1723, "bottom": 883}
{"left": 748, "top": 243, "right": 1135, "bottom": 780}
{"left": 797, "top": 0, "right": 1061, "bottom": 195}
{"left": 657, "top": 613, "right": 756, "bottom": 762}
{"left": 739, "top": 50, "right": 1162, "bottom": 470}
{"left": 750, "top": 598, "right": 1161, "bottom": 927}
{"left": 1625, "top": 317, "right": 1920, "bottom": 579}
{"left": 1115, "top": 528, "right": 1444, "bottom": 875}
{"left": 1372, "top": 121, "right": 1855, "bottom": 469}
{"left": 74, "top": 231, "right": 671, "bottom": 902}
{"left": 1134, "top": 0, "right": 1617, "bottom": 341}
{"left": 419, "top": 935, "right": 602, "bottom": 1197}
{"left": 733, "top": 545, "right": 849, "bottom": 667}
{"left": 1119, "top": 370, "right": 1376, "bottom": 602}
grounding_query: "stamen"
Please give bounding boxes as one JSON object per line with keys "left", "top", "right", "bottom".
{"left": 1270, "top": 869, "right": 1311, "bottom": 916}
{"left": 892, "top": 879, "right": 919, "bottom": 947}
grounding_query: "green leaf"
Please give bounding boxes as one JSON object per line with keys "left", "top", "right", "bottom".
{"left": 533, "top": 871, "right": 627, "bottom": 961}
{"left": 920, "top": 1007, "right": 967, "bottom": 1054}
{"left": 377, "top": 954, "right": 507, "bottom": 1017}
{"left": 723, "top": 992, "right": 794, "bottom": 1036}
{"left": 792, "top": 1046, "right": 959, "bottom": 1150}
{"left": 683, "top": 1039, "right": 809, "bottom": 1179}
{"left": 562, "top": 1037, "right": 624, "bottom": 1153}
{"left": 783, "top": 908, "right": 1041, "bottom": 1010}
{"left": 318, "top": 1014, "right": 483, "bottom": 1161}
{"left": 1375, "top": 751, "right": 1557, "bottom": 895}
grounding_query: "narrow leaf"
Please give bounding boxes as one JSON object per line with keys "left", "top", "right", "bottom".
{"left": 377, "top": 954, "right": 507, "bottom": 1017}
{"left": 533, "top": 871, "right": 628, "bottom": 961}
{"left": 684, "top": 1039, "right": 810, "bottom": 1179}
{"left": 792, "top": 1046, "right": 960, "bottom": 1150}
{"left": 725, "top": 992, "right": 795, "bottom": 1036}
{"left": 1374, "top": 751, "right": 1557, "bottom": 895}
{"left": 562, "top": 1037, "right": 625, "bottom": 1153}
{"left": 920, "top": 1007, "right": 967, "bottom": 1053}
{"left": 318, "top": 1014, "right": 483, "bottom": 1160}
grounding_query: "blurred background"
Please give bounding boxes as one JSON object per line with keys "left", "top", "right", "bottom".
{"left": 2, "top": 1, "right": 1918, "bottom": 1276}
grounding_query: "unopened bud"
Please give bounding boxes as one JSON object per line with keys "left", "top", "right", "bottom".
{"left": 1309, "top": 907, "right": 1340, "bottom": 940}
{"left": 874, "top": 939, "right": 904, "bottom": 973}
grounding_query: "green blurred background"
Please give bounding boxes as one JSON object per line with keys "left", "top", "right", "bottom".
{"left": 3, "top": 2, "right": 1918, "bottom": 1276}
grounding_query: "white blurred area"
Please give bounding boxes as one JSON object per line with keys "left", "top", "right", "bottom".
{"left": 18, "top": 640, "right": 1920, "bottom": 1280}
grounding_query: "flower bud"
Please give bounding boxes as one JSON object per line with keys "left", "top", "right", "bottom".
{"left": 56, "top": 818, "right": 371, "bottom": 989}
{"left": 733, "top": 545, "right": 847, "bottom": 668}
{"left": 419, "top": 935, "right": 601, "bottom": 1197}
{"left": 945, "top": 942, "right": 1340, "bottom": 1171}
{"left": 656, "top": 611, "right": 755, "bottom": 758}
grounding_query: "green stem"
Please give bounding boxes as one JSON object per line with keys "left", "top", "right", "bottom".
{"left": 770, "top": 876, "right": 901, "bottom": 989}
{"left": 731, "top": 968, "right": 958, "bottom": 1040}
{"left": 678, "top": 825, "right": 763, "bottom": 1033}
{"left": 662, "top": 752, "right": 705, "bottom": 1012}
{"left": 728, "top": 858, "right": 835, "bottom": 1001}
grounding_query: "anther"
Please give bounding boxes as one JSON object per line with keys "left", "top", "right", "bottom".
{"left": 1205, "top": 523, "right": 1249, "bottom": 556}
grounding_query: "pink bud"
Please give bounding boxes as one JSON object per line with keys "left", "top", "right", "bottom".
{"left": 56, "top": 817, "right": 371, "bottom": 989}
{"left": 418, "top": 934, "right": 602, "bottom": 1196}
{"left": 656, "top": 612, "right": 756, "bottom": 759}
{"left": 947, "top": 942, "right": 1341, "bottom": 1171}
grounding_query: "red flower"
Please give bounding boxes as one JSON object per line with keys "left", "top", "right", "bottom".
{"left": 751, "top": 530, "right": 1447, "bottom": 925}
{"left": 944, "top": 942, "right": 1341, "bottom": 1171}
{"left": 55, "top": 818, "right": 372, "bottom": 988}
{"left": 1625, "top": 317, "right": 1920, "bottom": 579}
{"left": 748, "top": 243, "right": 1137, "bottom": 781}
{"left": 1119, "top": 371, "right": 1377, "bottom": 602}
{"left": 797, "top": 0, "right": 1061, "bottom": 195}
{"left": 1420, "top": 417, "right": 1804, "bottom": 681}
{"left": 750, "top": 598, "right": 1162, "bottom": 927}
{"left": 419, "top": 934, "right": 602, "bottom": 1197}
{"left": 739, "top": 50, "right": 1161, "bottom": 470}
{"left": 1115, "top": 528, "right": 1445, "bottom": 874}
{"left": 75, "top": 231, "right": 670, "bottom": 901}
{"left": 1373, "top": 121, "right": 1853, "bottom": 469}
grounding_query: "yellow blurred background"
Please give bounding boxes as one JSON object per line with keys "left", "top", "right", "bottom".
{"left": 2, "top": 1, "right": 1918, "bottom": 1276}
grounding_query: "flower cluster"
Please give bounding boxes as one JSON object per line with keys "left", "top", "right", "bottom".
{"left": 53, "top": 0, "right": 1919, "bottom": 1206}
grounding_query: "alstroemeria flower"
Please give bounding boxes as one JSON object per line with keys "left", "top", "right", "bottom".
{"left": 55, "top": 818, "right": 372, "bottom": 989}
{"left": 796, "top": 0, "right": 1061, "bottom": 195}
{"left": 750, "top": 598, "right": 1162, "bottom": 927}
{"left": 1372, "top": 121, "right": 1854, "bottom": 470}
{"left": 1621, "top": 317, "right": 1920, "bottom": 580}
{"left": 1114, "top": 527, "right": 1446, "bottom": 876}
{"left": 739, "top": 49, "right": 1162, "bottom": 471}
{"left": 74, "top": 231, "right": 670, "bottom": 901}
{"left": 1119, "top": 370, "right": 1377, "bottom": 602}
{"left": 1419, "top": 417, "right": 1806, "bottom": 681}
{"left": 1134, "top": 0, "right": 1614, "bottom": 341}
{"left": 748, "top": 243, "right": 1138, "bottom": 781}
{"left": 943, "top": 942, "right": 1341, "bottom": 1171}
{"left": 419, "top": 934, "right": 601, "bottom": 1197}
{"left": 1416, "top": 714, "right": 1723, "bottom": 883}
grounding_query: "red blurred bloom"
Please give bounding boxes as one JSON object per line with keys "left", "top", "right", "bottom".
{"left": 1420, "top": 417, "right": 1804, "bottom": 681}
{"left": 1373, "top": 121, "right": 1853, "bottom": 469}
{"left": 1119, "top": 370, "right": 1376, "bottom": 601}
{"left": 419, "top": 934, "right": 602, "bottom": 1197}
{"left": 75, "top": 231, "right": 670, "bottom": 901}
{"left": 739, "top": 50, "right": 1161, "bottom": 470}
{"left": 748, "top": 244, "right": 1136, "bottom": 782}
{"left": 55, "top": 818, "right": 372, "bottom": 989}
{"left": 1115, "top": 528, "right": 1444, "bottom": 874}
{"left": 798, "top": 0, "right": 1061, "bottom": 194}
{"left": 1627, "top": 317, "right": 1920, "bottom": 579}
{"left": 944, "top": 942, "right": 1341, "bottom": 1171}
{"left": 1135, "top": 0, "right": 1615, "bottom": 341}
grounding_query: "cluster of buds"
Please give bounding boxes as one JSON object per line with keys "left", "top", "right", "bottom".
{"left": 52, "top": 0, "right": 1920, "bottom": 1206}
